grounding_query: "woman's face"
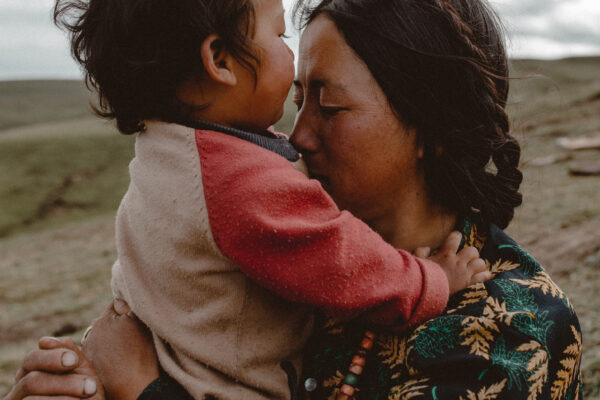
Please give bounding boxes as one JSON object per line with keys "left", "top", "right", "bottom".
{"left": 290, "top": 15, "right": 427, "bottom": 224}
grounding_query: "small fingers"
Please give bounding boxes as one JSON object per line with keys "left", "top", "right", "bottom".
{"left": 112, "top": 299, "right": 133, "bottom": 317}
{"left": 458, "top": 246, "right": 479, "bottom": 262}
{"left": 414, "top": 247, "right": 431, "bottom": 258}
{"left": 467, "top": 258, "right": 487, "bottom": 274}
{"left": 471, "top": 271, "right": 492, "bottom": 285}
{"left": 439, "top": 231, "right": 462, "bottom": 254}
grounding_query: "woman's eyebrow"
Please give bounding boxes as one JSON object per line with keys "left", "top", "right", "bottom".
{"left": 293, "top": 78, "right": 349, "bottom": 94}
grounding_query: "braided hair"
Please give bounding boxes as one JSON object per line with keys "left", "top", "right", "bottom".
{"left": 295, "top": 0, "right": 523, "bottom": 229}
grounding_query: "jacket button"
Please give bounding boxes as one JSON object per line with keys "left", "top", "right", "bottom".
{"left": 304, "top": 377, "right": 318, "bottom": 392}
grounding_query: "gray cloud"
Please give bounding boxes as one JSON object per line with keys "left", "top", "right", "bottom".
{"left": 0, "top": 0, "right": 599, "bottom": 80}
{"left": 516, "top": 22, "right": 600, "bottom": 47}
{"left": 491, "top": 0, "right": 562, "bottom": 18}
{"left": 491, "top": 0, "right": 600, "bottom": 56}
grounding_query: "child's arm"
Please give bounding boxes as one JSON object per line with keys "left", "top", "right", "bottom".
{"left": 197, "top": 130, "right": 486, "bottom": 328}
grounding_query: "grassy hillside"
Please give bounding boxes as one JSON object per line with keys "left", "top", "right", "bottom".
{"left": 1, "top": 60, "right": 599, "bottom": 398}
{"left": 0, "top": 80, "right": 94, "bottom": 131}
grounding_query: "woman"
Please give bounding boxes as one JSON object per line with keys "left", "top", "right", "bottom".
{"left": 5, "top": 0, "right": 582, "bottom": 399}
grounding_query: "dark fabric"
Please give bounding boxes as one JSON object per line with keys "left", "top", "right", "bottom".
{"left": 281, "top": 360, "right": 300, "bottom": 400}
{"left": 177, "top": 119, "right": 300, "bottom": 162}
{"left": 300, "top": 215, "right": 583, "bottom": 400}
{"left": 137, "top": 364, "right": 299, "bottom": 400}
{"left": 138, "top": 370, "right": 193, "bottom": 400}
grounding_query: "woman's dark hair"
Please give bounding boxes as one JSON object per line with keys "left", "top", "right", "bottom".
{"left": 295, "top": 0, "right": 522, "bottom": 229}
{"left": 54, "top": 0, "right": 259, "bottom": 134}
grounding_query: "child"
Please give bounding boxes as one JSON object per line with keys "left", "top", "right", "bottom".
{"left": 54, "top": 0, "right": 489, "bottom": 398}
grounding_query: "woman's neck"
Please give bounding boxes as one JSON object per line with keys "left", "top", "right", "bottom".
{"left": 371, "top": 202, "right": 457, "bottom": 253}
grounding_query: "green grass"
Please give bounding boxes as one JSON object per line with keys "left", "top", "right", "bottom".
{"left": 0, "top": 80, "right": 95, "bottom": 131}
{"left": 0, "top": 122, "right": 134, "bottom": 237}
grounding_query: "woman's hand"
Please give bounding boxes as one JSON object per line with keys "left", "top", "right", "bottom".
{"left": 82, "top": 300, "right": 159, "bottom": 400}
{"left": 3, "top": 336, "right": 104, "bottom": 400}
{"left": 416, "top": 231, "right": 491, "bottom": 294}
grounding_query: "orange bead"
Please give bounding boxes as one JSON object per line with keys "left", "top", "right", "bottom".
{"left": 365, "top": 331, "right": 376, "bottom": 340}
{"left": 340, "top": 384, "right": 355, "bottom": 396}
{"left": 352, "top": 355, "right": 366, "bottom": 366}
{"left": 360, "top": 338, "right": 373, "bottom": 350}
{"left": 349, "top": 364, "right": 363, "bottom": 375}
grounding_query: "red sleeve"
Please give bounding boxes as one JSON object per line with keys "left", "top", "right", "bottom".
{"left": 196, "top": 130, "right": 449, "bottom": 328}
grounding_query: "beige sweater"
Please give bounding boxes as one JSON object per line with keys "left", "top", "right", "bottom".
{"left": 112, "top": 122, "right": 314, "bottom": 399}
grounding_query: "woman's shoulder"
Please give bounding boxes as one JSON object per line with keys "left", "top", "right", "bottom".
{"left": 465, "top": 222, "right": 578, "bottom": 326}
{"left": 397, "top": 221, "right": 583, "bottom": 399}
{"left": 302, "top": 219, "right": 583, "bottom": 399}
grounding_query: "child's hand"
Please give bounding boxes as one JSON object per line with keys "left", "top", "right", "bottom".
{"left": 415, "top": 231, "right": 491, "bottom": 295}
{"left": 3, "top": 336, "right": 103, "bottom": 400}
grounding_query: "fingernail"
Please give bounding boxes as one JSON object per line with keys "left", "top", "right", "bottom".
{"left": 84, "top": 378, "right": 97, "bottom": 396}
{"left": 62, "top": 351, "right": 78, "bottom": 367}
{"left": 41, "top": 336, "right": 60, "bottom": 342}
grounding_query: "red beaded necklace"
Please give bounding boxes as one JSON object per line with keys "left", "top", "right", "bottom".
{"left": 335, "top": 330, "right": 376, "bottom": 400}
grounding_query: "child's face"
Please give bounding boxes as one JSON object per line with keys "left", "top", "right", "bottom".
{"left": 235, "top": 0, "right": 294, "bottom": 131}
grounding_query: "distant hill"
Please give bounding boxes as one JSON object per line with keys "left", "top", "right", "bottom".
{"left": 0, "top": 80, "right": 95, "bottom": 131}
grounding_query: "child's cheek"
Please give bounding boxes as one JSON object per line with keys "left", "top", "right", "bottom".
{"left": 267, "top": 41, "right": 294, "bottom": 90}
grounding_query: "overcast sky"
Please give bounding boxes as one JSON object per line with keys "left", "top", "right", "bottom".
{"left": 0, "top": 0, "right": 599, "bottom": 80}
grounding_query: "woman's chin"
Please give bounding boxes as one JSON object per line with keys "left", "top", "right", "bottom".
{"left": 309, "top": 174, "right": 330, "bottom": 188}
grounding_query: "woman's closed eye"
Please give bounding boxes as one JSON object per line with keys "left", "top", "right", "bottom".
{"left": 319, "top": 105, "right": 347, "bottom": 117}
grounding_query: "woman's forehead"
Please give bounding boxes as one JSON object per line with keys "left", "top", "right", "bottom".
{"left": 297, "top": 14, "right": 369, "bottom": 86}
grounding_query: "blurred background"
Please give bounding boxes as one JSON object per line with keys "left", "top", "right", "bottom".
{"left": 1, "top": 0, "right": 599, "bottom": 397}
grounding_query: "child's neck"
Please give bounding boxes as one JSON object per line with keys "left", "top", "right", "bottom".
{"left": 177, "top": 78, "right": 271, "bottom": 136}
{"left": 187, "top": 107, "right": 266, "bottom": 136}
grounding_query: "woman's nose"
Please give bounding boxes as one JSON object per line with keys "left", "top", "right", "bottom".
{"left": 290, "top": 112, "right": 320, "bottom": 153}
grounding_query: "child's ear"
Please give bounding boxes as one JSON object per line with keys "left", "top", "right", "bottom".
{"left": 201, "top": 34, "right": 237, "bottom": 86}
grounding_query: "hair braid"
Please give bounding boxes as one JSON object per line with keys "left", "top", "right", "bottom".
{"left": 434, "top": 0, "right": 523, "bottom": 228}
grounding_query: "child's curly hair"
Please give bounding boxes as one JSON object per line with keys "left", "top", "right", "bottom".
{"left": 54, "top": 0, "right": 259, "bottom": 134}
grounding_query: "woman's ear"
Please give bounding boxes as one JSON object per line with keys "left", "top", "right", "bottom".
{"left": 201, "top": 34, "right": 237, "bottom": 86}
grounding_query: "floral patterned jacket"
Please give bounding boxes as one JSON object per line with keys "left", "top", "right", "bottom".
{"left": 138, "top": 217, "right": 583, "bottom": 400}
{"left": 300, "top": 217, "right": 583, "bottom": 400}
